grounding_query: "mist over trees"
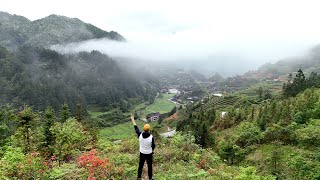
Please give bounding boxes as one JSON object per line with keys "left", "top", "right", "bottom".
{"left": 0, "top": 12, "right": 159, "bottom": 113}
{"left": 0, "top": 45, "right": 158, "bottom": 113}
{"left": 283, "top": 69, "right": 320, "bottom": 97}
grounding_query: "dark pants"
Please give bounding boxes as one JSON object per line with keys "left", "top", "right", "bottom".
{"left": 138, "top": 153, "right": 153, "bottom": 179}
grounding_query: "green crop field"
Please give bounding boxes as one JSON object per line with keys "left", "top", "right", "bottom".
{"left": 99, "top": 120, "right": 157, "bottom": 141}
{"left": 89, "top": 93, "right": 176, "bottom": 119}
{"left": 142, "top": 93, "right": 176, "bottom": 117}
{"left": 95, "top": 92, "right": 176, "bottom": 140}
{"left": 98, "top": 93, "right": 176, "bottom": 141}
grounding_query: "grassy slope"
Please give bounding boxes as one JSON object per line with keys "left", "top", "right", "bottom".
{"left": 99, "top": 93, "right": 176, "bottom": 141}
{"left": 234, "top": 81, "right": 283, "bottom": 97}
{"left": 142, "top": 93, "right": 176, "bottom": 117}
{"left": 95, "top": 134, "right": 237, "bottom": 179}
{"left": 89, "top": 93, "right": 176, "bottom": 120}
{"left": 99, "top": 121, "right": 157, "bottom": 141}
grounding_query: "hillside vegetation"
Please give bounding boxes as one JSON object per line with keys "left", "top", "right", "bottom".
{"left": 1, "top": 70, "right": 320, "bottom": 179}
{"left": 176, "top": 71, "right": 320, "bottom": 179}
{"left": 0, "top": 104, "right": 275, "bottom": 179}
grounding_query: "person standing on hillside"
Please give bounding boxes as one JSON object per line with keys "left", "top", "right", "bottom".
{"left": 131, "top": 114, "right": 155, "bottom": 180}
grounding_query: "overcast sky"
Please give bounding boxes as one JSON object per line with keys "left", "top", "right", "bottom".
{"left": 2, "top": 0, "right": 320, "bottom": 73}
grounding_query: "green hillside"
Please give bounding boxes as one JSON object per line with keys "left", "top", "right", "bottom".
{"left": 176, "top": 74, "right": 320, "bottom": 179}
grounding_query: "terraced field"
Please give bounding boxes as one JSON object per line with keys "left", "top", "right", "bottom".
{"left": 194, "top": 95, "right": 241, "bottom": 112}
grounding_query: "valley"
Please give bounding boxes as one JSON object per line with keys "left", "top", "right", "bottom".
{"left": 1, "top": 11, "right": 320, "bottom": 180}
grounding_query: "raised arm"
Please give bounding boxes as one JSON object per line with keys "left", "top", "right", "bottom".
{"left": 131, "top": 114, "right": 141, "bottom": 137}
{"left": 131, "top": 114, "right": 137, "bottom": 126}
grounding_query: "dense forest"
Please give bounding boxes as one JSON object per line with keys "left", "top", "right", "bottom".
{"left": 0, "top": 45, "right": 158, "bottom": 113}
{"left": 0, "top": 12, "right": 158, "bottom": 114}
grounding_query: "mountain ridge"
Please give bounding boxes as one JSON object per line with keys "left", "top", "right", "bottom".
{"left": 0, "top": 11, "right": 125, "bottom": 49}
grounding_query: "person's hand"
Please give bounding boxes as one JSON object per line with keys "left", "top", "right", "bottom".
{"left": 131, "top": 114, "right": 136, "bottom": 125}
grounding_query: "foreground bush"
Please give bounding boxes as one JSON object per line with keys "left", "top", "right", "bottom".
{"left": 77, "top": 149, "right": 111, "bottom": 179}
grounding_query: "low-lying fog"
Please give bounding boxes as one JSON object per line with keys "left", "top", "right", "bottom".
{"left": 4, "top": 0, "right": 320, "bottom": 77}
{"left": 51, "top": 37, "right": 317, "bottom": 77}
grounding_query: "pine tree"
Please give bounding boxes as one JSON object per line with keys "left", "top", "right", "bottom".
{"left": 75, "top": 103, "right": 84, "bottom": 121}
{"left": 257, "top": 86, "right": 263, "bottom": 100}
{"left": 283, "top": 69, "right": 307, "bottom": 97}
{"left": 264, "top": 89, "right": 272, "bottom": 100}
{"left": 207, "top": 106, "right": 216, "bottom": 125}
{"left": 194, "top": 121, "right": 210, "bottom": 148}
{"left": 44, "top": 107, "right": 55, "bottom": 154}
{"left": 60, "top": 103, "right": 70, "bottom": 123}
{"left": 17, "top": 106, "right": 35, "bottom": 154}
{"left": 251, "top": 106, "right": 255, "bottom": 120}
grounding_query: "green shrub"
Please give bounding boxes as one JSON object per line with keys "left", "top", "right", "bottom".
{"left": 0, "top": 146, "right": 26, "bottom": 178}
{"left": 50, "top": 118, "right": 91, "bottom": 165}
{"left": 235, "top": 166, "right": 276, "bottom": 180}
{"left": 49, "top": 163, "right": 87, "bottom": 179}
{"left": 234, "top": 121, "right": 263, "bottom": 147}
{"left": 263, "top": 123, "right": 296, "bottom": 144}
{"left": 296, "top": 119, "right": 320, "bottom": 147}
{"left": 194, "top": 149, "right": 220, "bottom": 170}
{"left": 218, "top": 139, "right": 245, "bottom": 165}
{"left": 287, "top": 152, "right": 320, "bottom": 179}
{"left": 0, "top": 146, "right": 49, "bottom": 179}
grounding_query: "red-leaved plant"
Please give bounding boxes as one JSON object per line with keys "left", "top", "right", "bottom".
{"left": 77, "top": 149, "right": 111, "bottom": 180}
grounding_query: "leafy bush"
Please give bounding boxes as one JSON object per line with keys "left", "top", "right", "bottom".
{"left": 218, "top": 139, "right": 245, "bottom": 165}
{"left": 194, "top": 149, "right": 220, "bottom": 170}
{"left": 0, "top": 147, "right": 48, "bottom": 179}
{"left": 49, "top": 163, "right": 87, "bottom": 179}
{"left": 0, "top": 105, "right": 17, "bottom": 146}
{"left": 234, "top": 121, "right": 263, "bottom": 147}
{"left": 50, "top": 118, "right": 91, "bottom": 164}
{"left": 296, "top": 119, "right": 320, "bottom": 147}
{"left": 287, "top": 152, "right": 320, "bottom": 179}
{"left": 293, "top": 111, "right": 311, "bottom": 124}
{"left": 235, "top": 166, "right": 276, "bottom": 180}
{"left": 263, "top": 123, "right": 297, "bottom": 144}
{"left": 0, "top": 146, "right": 26, "bottom": 178}
{"left": 77, "top": 149, "right": 112, "bottom": 179}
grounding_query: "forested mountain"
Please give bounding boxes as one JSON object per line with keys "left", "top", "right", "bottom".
{"left": 0, "top": 46, "right": 158, "bottom": 113}
{"left": 0, "top": 12, "right": 125, "bottom": 49}
{"left": 0, "top": 12, "right": 157, "bottom": 113}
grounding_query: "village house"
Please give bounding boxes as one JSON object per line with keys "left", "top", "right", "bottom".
{"left": 168, "top": 88, "right": 180, "bottom": 94}
{"left": 187, "top": 96, "right": 200, "bottom": 101}
{"left": 273, "top": 76, "right": 287, "bottom": 82}
{"left": 146, "top": 112, "right": 160, "bottom": 122}
{"left": 213, "top": 93, "right": 223, "bottom": 97}
{"left": 221, "top": 111, "right": 227, "bottom": 118}
{"left": 160, "top": 88, "right": 169, "bottom": 93}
